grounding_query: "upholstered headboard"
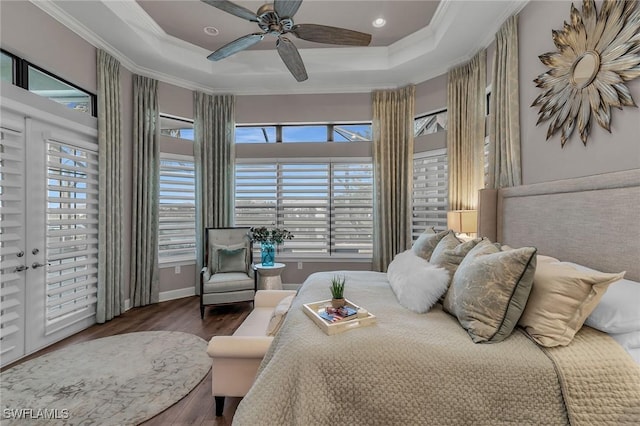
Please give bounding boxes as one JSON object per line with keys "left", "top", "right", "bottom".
{"left": 478, "top": 169, "right": 640, "bottom": 281}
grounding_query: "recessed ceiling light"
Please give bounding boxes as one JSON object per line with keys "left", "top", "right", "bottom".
{"left": 204, "top": 26, "right": 219, "bottom": 36}
{"left": 372, "top": 18, "right": 386, "bottom": 28}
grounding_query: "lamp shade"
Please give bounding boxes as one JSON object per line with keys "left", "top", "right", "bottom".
{"left": 447, "top": 210, "right": 478, "bottom": 234}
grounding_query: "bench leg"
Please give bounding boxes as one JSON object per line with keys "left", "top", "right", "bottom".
{"left": 215, "top": 396, "right": 225, "bottom": 417}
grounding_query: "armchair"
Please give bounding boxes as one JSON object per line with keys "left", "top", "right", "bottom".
{"left": 200, "top": 227, "right": 255, "bottom": 319}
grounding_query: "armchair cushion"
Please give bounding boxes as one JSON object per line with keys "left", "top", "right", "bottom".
{"left": 204, "top": 272, "right": 254, "bottom": 293}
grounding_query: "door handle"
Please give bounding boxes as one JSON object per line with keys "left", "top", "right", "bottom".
{"left": 31, "top": 262, "right": 49, "bottom": 269}
{"left": 14, "top": 265, "right": 29, "bottom": 272}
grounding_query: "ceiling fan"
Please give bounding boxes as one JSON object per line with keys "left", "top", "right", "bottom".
{"left": 201, "top": 0, "right": 372, "bottom": 82}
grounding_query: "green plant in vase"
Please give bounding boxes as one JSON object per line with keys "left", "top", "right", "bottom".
{"left": 250, "top": 227, "right": 293, "bottom": 267}
{"left": 330, "top": 275, "right": 346, "bottom": 308}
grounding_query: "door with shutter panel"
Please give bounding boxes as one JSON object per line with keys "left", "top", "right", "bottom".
{"left": 0, "top": 112, "right": 28, "bottom": 367}
{"left": 0, "top": 104, "right": 98, "bottom": 367}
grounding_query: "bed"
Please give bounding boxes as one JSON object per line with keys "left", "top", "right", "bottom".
{"left": 233, "top": 170, "right": 640, "bottom": 425}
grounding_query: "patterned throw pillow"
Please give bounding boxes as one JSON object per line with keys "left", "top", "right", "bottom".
{"left": 411, "top": 229, "right": 449, "bottom": 261}
{"left": 443, "top": 240, "right": 537, "bottom": 343}
{"left": 430, "top": 232, "right": 482, "bottom": 283}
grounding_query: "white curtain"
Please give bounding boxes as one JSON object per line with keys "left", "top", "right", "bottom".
{"left": 447, "top": 50, "right": 487, "bottom": 210}
{"left": 96, "top": 50, "right": 124, "bottom": 323}
{"left": 489, "top": 15, "right": 522, "bottom": 189}
{"left": 371, "top": 85, "right": 415, "bottom": 272}
{"left": 194, "top": 92, "right": 236, "bottom": 291}
{"left": 130, "top": 75, "right": 160, "bottom": 307}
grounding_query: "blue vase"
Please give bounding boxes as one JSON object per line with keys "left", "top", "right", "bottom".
{"left": 261, "top": 242, "right": 275, "bottom": 266}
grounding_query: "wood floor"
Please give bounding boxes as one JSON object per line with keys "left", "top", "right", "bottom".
{"left": 2, "top": 297, "right": 253, "bottom": 425}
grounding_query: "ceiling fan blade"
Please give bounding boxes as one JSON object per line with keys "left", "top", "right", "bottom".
{"left": 291, "top": 24, "right": 372, "bottom": 46}
{"left": 207, "top": 33, "right": 264, "bottom": 61}
{"left": 274, "top": 0, "right": 303, "bottom": 18}
{"left": 200, "top": 0, "right": 258, "bottom": 22}
{"left": 276, "top": 37, "right": 308, "bottom": 82}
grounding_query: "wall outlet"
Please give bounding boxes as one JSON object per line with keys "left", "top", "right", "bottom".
{"left": 297, "top": 261, "right": 303, "bottom": 270}
{"left": 175, "top": 265, "right": 181, "bottom": 274}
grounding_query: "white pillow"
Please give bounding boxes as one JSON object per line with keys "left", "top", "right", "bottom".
{"left": 387, "top": 250, "right": 450, "bottom": 314}
{"left": 266, "top": 295, "right": 295, "bottom": 336}
{"left": 609, "top": 331, "right": 640, "bottom": 364}
{"left": 560, "top": 262, "right": 639, "bottom": 334}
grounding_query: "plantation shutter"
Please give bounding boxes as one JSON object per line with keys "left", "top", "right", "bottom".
{"left": 45, "top": 139, "right": 99, "bottom": 331}
{"left": 412, "top": 149, "right": 448, "bottom": 239}
{"left": 158, "top": 154, "right": 196, "bottom": 263}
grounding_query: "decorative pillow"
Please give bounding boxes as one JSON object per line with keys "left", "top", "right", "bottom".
{"left": 430, "top": 233, "right": 482, "bottom": 283}
{"left": 518, "top": 261, "right": 624, "bottom": 347}
{"left": 412, "top": 229, "right": 449, "bottom": 261}
{"left": 443, "top": 240, "right": 537, "bottom": 343}
{"left": 266, "top": 295, "right": 295, "bottom": 336}
{"left": 387, "top": 250, "right": 450, "bottom": 313}
{"left": 209, "top": 242, "right": 246, "bottom": 274}
{"left": 501, "top": 245, "right": 558, "bottom": 264}
{"left": 217, "top": 247, "right": 247, "bottom": 273}
{"left": 555, "top": 263, "right": 640, "bottom": 334}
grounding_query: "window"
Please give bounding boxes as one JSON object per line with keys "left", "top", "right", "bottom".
{"left": 414, "top": 109, "right": 447, "bottom": 137}
{"left": 235, "top": 123, "right": 372, "bottom": 143}
{"left": 235, "top": 159, "right": 373, "bottom": 258}
{"left": 236, "top": 126, "right": 277, "bottom": 143}
{"left": 333, "top": 124, "right": 371, "bottom": 142}
{"left": 0, "top": 49, "right": 96, "bottom": 116}
{"left": 412, "top": 149, "right": 448, "bottom": 239}
{"left": 159, "top": 114, "right": 194, "bottom": 140}
{"left": 1, "top": 50, "right": 15, "bottom": 83}
{"left": 158, "top": 154, "right": 196, "bottom": 264}
{"left": 282, "top": 125, "right": 327, "bottom": 142}
{"left": 28, "top": 66, "right": 93, "bottom": 115}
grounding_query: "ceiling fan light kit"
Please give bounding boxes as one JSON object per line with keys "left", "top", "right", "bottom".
{"left": 202, "top": 0, "right": 372, "bottom": 82}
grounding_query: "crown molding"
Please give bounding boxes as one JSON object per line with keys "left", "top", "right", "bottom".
{"left": 29, "top": 0, "right": 531, "bottom": 96}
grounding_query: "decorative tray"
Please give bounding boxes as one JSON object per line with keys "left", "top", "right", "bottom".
{"left": 302, "top": 299, "right": 376, "bottom": 335}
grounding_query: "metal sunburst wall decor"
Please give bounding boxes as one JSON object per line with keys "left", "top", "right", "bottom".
{"left": 532, "top": 0, "right": 640, "bottom": 147}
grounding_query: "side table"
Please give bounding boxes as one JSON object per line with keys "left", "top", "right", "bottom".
{"left": 254, "top": 263, "right": 286, "bottom": 290}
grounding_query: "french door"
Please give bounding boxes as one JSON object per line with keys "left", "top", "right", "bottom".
{"left": 1, "top": 101, "right": 98, "bottom": 367}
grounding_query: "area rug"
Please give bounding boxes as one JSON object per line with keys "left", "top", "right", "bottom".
{"left": 1, "top": 331, "right": 211, "bottom": 425}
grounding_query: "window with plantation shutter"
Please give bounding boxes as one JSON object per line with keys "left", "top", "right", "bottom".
{"left": 158, "top": 154, "right": 196, "bottom": 264}
{"left": 412, "top": 149, "right": 448, "bottom": 239}
{"left": 235, "top": 159, "right": 373, "bottom": 258}
{"left": 46, "top": 140, "right": 99, "bottom": 330}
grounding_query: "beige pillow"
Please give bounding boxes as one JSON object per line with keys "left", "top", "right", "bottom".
{"left": 501, "top": 245, "right": 559, "bottom": 264}
{"left": 430, "top": 232, "right": 482, "bottom": 283}
{"left": 443, "top": 240, "right": 537, "bottom": 343}
{"left": 518, "top": 262, "right": 625, "bottom": 347}
{"left": 266, "top": 295, "right": 295, "bottom": 336}
{"left": 412, "top": 229, "right": 449, "bottom": 261}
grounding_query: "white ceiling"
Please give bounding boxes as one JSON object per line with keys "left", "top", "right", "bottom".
{"left": 33, "top": 0, "right": 528, "bottom": 95}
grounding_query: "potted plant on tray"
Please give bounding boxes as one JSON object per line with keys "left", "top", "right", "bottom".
{"left": 250, "top": 227, "right": 293, "bottom": 267}
{"left": 330, "top": 275, "right": 346, "bottom": 308}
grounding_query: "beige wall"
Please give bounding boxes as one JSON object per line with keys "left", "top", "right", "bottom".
{"left": 0, "top": 1, "right": 96, "bottom": 94}
{"left": 8, "top": 0, "right": 632, "bottom": 299}
{"left": 518, "top": 0, "right": 640, "bottom": 184}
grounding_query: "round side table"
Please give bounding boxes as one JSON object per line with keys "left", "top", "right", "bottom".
{"left": 254, "top": 262, "right": 286, "bottom": 290}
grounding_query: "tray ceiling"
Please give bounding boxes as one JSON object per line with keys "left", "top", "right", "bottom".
{"left": 32, "top": 0, "right": 528, "bottom": 95}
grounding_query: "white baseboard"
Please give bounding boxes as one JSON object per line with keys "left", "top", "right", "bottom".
{"left": 159, "top": 287, "right": 196, "bottom": 302}
{"left": 123, "top": 287, "right": 195, "bottom": 311}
